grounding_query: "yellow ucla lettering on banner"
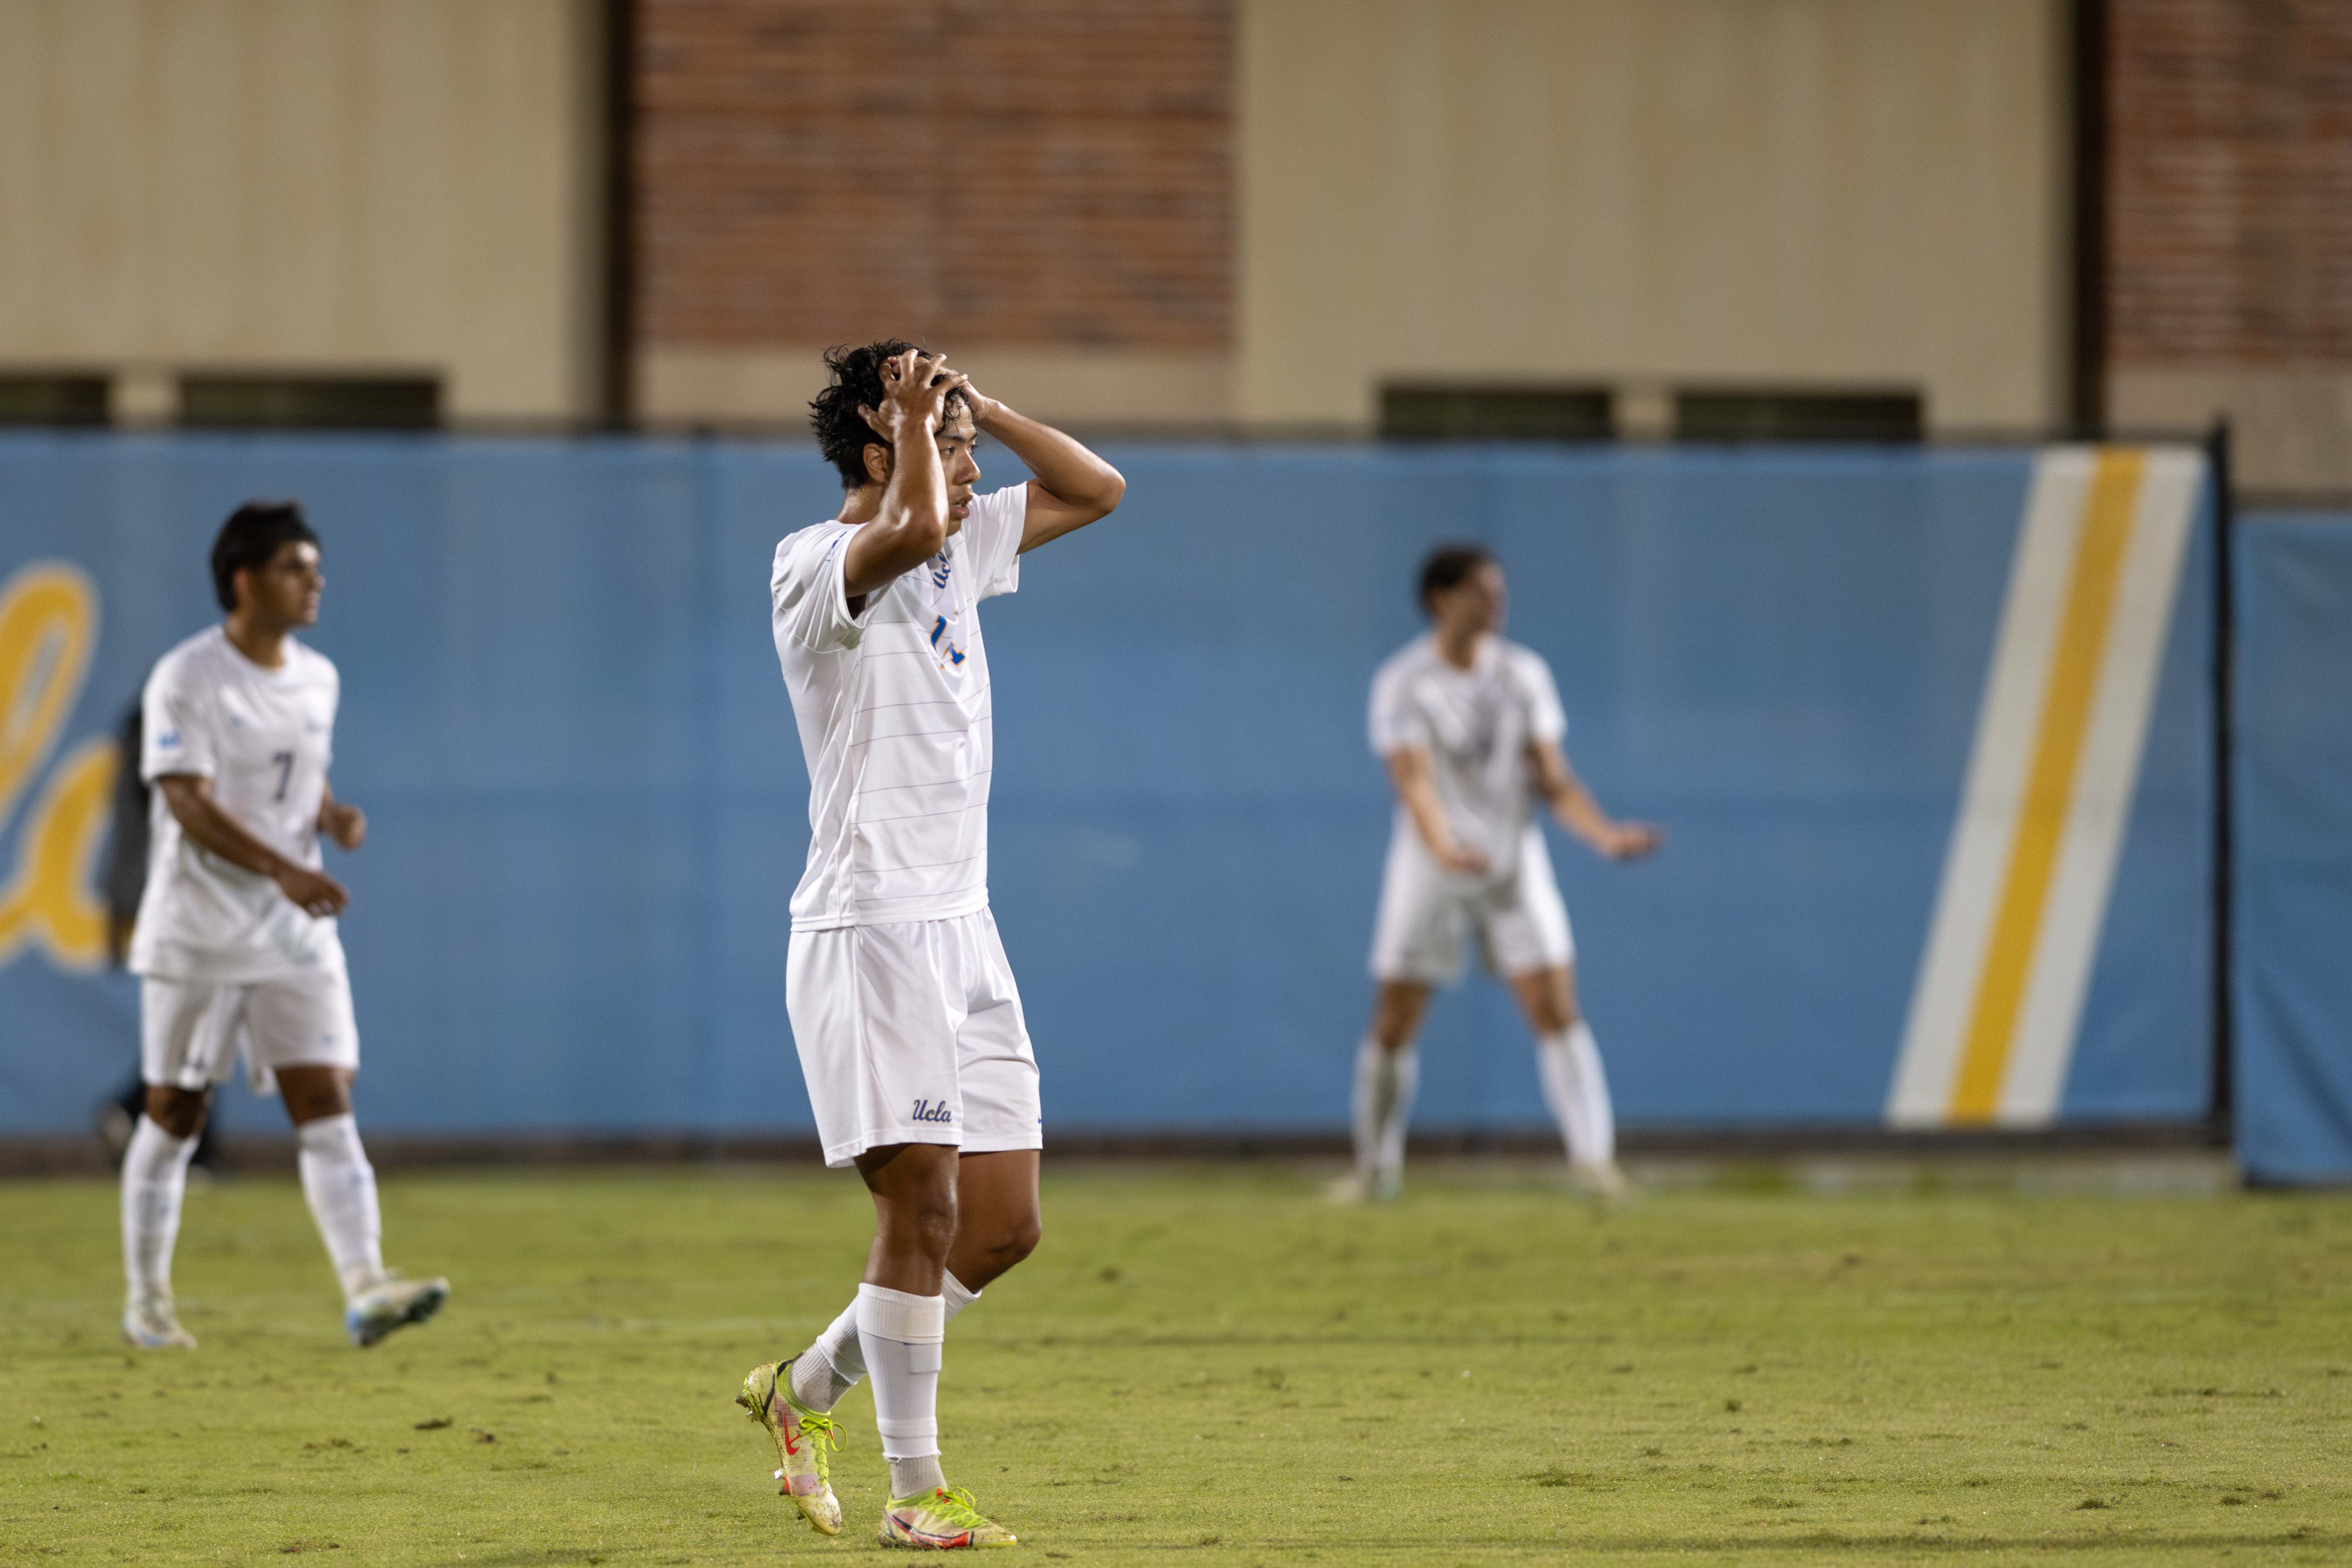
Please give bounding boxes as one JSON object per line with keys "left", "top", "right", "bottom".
{"left": 0, "top": 560, "right": 114, "bottom": 971}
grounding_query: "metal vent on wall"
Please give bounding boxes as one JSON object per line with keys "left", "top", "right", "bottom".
{"left": 0, "top": 375, "right": 110, "bottom": 426}
{"left": 179, "top": 376, "right": 441, "bottom": 431}
{"left": 1381, "top": 385, "right": 1615, "bottom": 442}
{"left": 1675, "top": 389, "right": 1922, "bottom": 443}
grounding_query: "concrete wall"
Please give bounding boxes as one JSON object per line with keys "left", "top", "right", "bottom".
{"left": 1237, "top": 0, "right": 2071, "bottom": 433}
{"left": 0, "top": 0, "right": 604, "bottom": 424}
{"left": 0, "top": 0, "right": 2075, "bottom": 437}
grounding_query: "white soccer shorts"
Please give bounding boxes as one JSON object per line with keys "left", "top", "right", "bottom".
{"left": 1370, "top": 824, "right": 1576, "bottom": 985}
{"left": 140, "top": 963, "right": 362, "bottom": 1094}
{"left": 786, "top": 908, "right": 1045, "bottom": 1169}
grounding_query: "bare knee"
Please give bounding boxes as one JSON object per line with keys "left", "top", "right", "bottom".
{"left": 1512, "top": 967, "right": 1580, "bottom": 1037}
{"left": 141, "top": 1085, "right": 211, "bottom": 1140}
{"left": 881, "top": 1181, "right": 959, "bottom": 1267}
{"left": 984, "top": 1212, "right": 1042, "bottom": 1270}
{"left": 1369, "top": 983, "right": 1431, "bottom": 1052}
{"left": 1528, "top": 996, "right": 1578, "bottom": 1036}
{"left": 276, "top": 1066, "right": 355, "bottom": 1126}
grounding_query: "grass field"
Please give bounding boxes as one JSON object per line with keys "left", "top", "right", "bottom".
{"left": 4, "top": 1160, "right": 2349, "bottom": 1565}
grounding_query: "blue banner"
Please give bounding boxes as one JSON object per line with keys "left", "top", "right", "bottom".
{"left": 0, "top": 435, "right": 2215, "bottom": 1139}
{"left": 2234, "top": 512, "right": 2352, "bottom": 1184}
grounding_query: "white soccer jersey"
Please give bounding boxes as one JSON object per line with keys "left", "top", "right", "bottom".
{"left": 770, "top": 484, "right": 1027, "bottom": 930}
{"left": 1368, "top": 632, "right": 1567, "bottom": 875}
{"left": 130, "top": 626, "right": 346, "bottom": 983}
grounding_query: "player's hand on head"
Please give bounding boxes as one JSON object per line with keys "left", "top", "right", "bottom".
{"left": 861, "top": 350, "right": 966, "bottom": 437}
{"left": 946, "top": 370, "right": 997, "bottom": 425}
{"left": 274, "top": 863, "right": 350, "bottom": 919}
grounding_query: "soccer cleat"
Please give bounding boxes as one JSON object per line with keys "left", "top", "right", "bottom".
{"left": 345, "top": 1276, "right": 450, "bottom": 1348}
{"left": 1323, "top": 1168, "right": 1403, "bottom": 1205}
{"left": 122, "top": 1294, "right": 197, "bottom": 1349}
{"left": 1571, "top": 1160, "right": 1631, "bottom": 1204}
{"left": 735, "top": 1360, "right": 843, "bottom": 1536}
{"left": 878, "top": 1486, "right": 1018, "bottom": 1550}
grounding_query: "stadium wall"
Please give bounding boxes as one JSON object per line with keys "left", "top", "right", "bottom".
{"left": 2233, "top": 512, "right": 2352, "bottom": 1186}
{"left": 0, "top": 435, "right": 2218, "bottom": 1145}
{"left": 0, "top": 0, "right": 604, "bottom": 424}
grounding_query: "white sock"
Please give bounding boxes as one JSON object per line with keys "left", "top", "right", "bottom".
{"left": 1351, "top": 1038, "right": 1418, "bottom": 1178}
{"left": 296, "top": 1113, "right": 385, "bottom": 1301}
{"left": 859, "top": 1282, "right": 947, "bottom": 1498}
{"left": 121, "top": 1115, "right": 197, "bottom": 1304}
{"left": 1537, "top": 1022, "right": 1615, "bottom": 1167}
{"left": 794, "top": 1271, "right": 979, "bottom": 1414}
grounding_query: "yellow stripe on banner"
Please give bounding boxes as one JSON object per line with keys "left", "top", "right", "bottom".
{"left": 1947, "top": 448, "right": 2146, "bottom": 1123}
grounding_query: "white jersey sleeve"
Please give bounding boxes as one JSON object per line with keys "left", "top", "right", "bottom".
{"left": 772, "top": 522, "right": 873, "bottom": 653}
{"left": 959, "top": 484, "right": 1027, "bottom": 601}
{"left": 142, "top": 656, "right": 217, "bottom": 782}
{"left": 1514, "top": 647, "right": 1568, "bottom": 744}
{"left": 1368, "top": 654, "right": 1430, "bottom": 756}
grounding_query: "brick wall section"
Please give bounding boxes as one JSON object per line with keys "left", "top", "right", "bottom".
{"left": 2108, "top": 0, "right": 2352, "bottom": 364}
{"left": 637, "top": 0, "right": 1232, "bottom": 352}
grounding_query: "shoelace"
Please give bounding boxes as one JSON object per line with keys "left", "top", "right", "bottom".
{"left": 922, "top": 1486, "right": 991, "bottom": 1527}
{"left": 795, "top": 1410, "right": 843, "bottom": 1455}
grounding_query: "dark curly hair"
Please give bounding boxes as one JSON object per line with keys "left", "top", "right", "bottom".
{"left": 810, "top": 340, "right": 972, "bottom": 490}
{"left": 1417, "top": 542, "right": 1494, "bottom": 616}
{"left": 210, "top": 500, "right": 318, "bottom": 612}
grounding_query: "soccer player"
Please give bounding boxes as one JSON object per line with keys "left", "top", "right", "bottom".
{"left": 1341, "top": 543, "right": 1661, "bottom": 1203}
{"left": 119, "top": 501, "right": 447, "bottom": 1350}
{"left": 736, "top": 343, "right": 1124, "bottom": 1549}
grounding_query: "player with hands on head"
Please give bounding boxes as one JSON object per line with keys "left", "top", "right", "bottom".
{"left": 1339, "top": 543, "right": 1662, "bottom": 1205}
{"left": 120, "top": 501, "right": 447, "bottom": 1352}
{"left": 737, "top": 341, "right": 1124, "bottom": 1550}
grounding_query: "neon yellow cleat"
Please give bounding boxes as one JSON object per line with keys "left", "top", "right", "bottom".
{"left": 878, "top": 1486, "right": 1018, "bottom": 1550}
{"left": 736, "top": 1360, "right": 843, "bottom": 1536}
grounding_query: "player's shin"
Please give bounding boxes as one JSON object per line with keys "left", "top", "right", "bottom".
{"left": 1537, "top": 1023, "right": 1621, "bottom": 1187}
{"left": 790, "top": 1270, "right": 981, "bottom": 1414}
{"left": 856, "top": 1282, "right": 947, "bottom": 1499}
{"left": 296, "top": 1112, "right": 385, "bottom": 1299}
{"left": 122, "top": 1114, "right": 198, "bottom": 1305}
{"left": 1350, "top": 1038, "right": 1418, "bottom": 1195}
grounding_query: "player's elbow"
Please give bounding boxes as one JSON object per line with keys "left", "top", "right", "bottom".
{"left": 1089, "top": 465, "right": 1126, "bottom": 518}
{"left": 899, "top": 509, "right": 949, "bottom": 560}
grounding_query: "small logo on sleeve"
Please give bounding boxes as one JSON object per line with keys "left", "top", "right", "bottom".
{"left": 910, "top": 1098, "right": 955, "bottom": 1125}
{"left": 155, "top": 730, "right": 181, "bottom": 748}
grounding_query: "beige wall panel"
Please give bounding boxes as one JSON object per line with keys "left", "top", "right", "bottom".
{"left": 1238, "top": 0, "right": 2068, "bottom": 431}
{"left": 0, "top": 0, "right": 599, "bottom": 421}
{"left": 2110, "top": 369, "right": 2352, "bottom": 498}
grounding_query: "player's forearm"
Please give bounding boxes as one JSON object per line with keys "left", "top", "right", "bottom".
{"left": 1405, "top": 794, "right": 1465, "bottom": 859}
{"left": 877, "top": 428, "right": 950, "bottom": 549}
{"left": 1549, "top": 781, "right": 1617, "bottom": 850}
{"left": 978, "top": 403, "right": 1124, "bottom": 514}
{"left": 163, "top": 786, "right": 294, "bottom": 879}
{"left": 1388, "top": 760, "right": 1466, "bottom": 859}
{"left": 848, "top": 435, "right": 950, "bottom": 592}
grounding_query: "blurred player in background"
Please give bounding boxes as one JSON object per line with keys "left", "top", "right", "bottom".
{"left": 119, "top": 502, "right": 447, "bottom": 1350}
{"left": 737, "top": 344, "right": 1123, "bottom": 1549}
{"left": 1338, "top": 543, "right": 1662, "bottom": 1204}
{"left": 94, "top": 700, "right": 224, "bottom": 1177}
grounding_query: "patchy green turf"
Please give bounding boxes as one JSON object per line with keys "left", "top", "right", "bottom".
{"left": 2, "top": 1162, "right": 2349, "bottom": 1565}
